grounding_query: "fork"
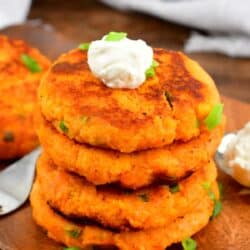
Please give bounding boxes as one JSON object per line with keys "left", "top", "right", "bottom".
{"left": 0, "top": 147, "right": 41, "bottom": 216}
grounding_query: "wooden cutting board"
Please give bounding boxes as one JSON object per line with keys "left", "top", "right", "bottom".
{"left": 0, "top": 23, "right": 250, "bottom": 250}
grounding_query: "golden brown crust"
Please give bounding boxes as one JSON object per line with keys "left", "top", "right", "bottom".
{"left": 36, "top": 153, "right": 217, "bottom": 230}
{"left": 37, "top": 111, "right": 224, "bottom": 188}
{"left": 39, "top": 48, "right": 220, "bottom": 152}
{"left": 31, "top": 180, "right": 218, "bottom": 250}
{"left": 0, "top": 35, "right": 50, "bottom": 159}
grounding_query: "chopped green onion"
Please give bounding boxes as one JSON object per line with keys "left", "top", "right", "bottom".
{"left": 63, "top": 247, "right": 80, "bottom": 250}
{"left": 211, "top": 200, "right": 222, "bottom": 219}
{"left": 152, "top": 59, "right": 159, "bottom": 67}
{"left": 202, "top": 182, "right": 211, "bottom": 190}
{"left": 204, "top": 103, "right": 224, "bottom": 130}
{"left": 170, "top": 184, "right": 180, "bottom": 193}
{"left": 79, "top": 43, "right": 90, "bottom": 51}
{"left": 21, "top": 54, "right": 42, "bottom": 73}
{"left": 138, "top": 193, "right": 149, "bottom": 202}
{"left": 145, "top": 59, "right": 159, "bottom": 79}
{"left": 59, "top": 120, "right": 69, "bottom": 133}
{"left": 202, "top": 183, "right": 215, "bottom": 200}
{"left": 208, "top": 190, "right": 216, "bottom": 201}
{"left": 202, "top": 182, "right": 223, "bottom": 219}
{"left": 145, "top": 67, "right": 155, "bottom": 78}
{"left": 65, "top": 227, "right": 82, "bottom": 239}
{"left": 105, "top": 31, "right": 127, "bottom": 41}
{"left": 181, "top": 237, "right": 197, "bottom": 250}
{"left": 3, "top": 131, "right": 14, "bottom": 142}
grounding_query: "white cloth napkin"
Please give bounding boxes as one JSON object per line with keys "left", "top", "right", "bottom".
{"left": 0, "top": 0, "right": 32, "bottom": 29}
{"left": 101, "top": 0, "right": 250, "bottom": 57}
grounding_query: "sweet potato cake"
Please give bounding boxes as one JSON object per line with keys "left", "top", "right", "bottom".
{"left": 37, "top": 111, "right": 224, "bottom": 188}
{"left": 31, "top": 180, "right": 219, "bottom": 250}
{"left": 0, "top": 35, "right": 50, "bottom": 159}
{"left": 36, "top": 153, "right": 217, "bottom": 230}
{"left": 39, "top": 48, "right": 220, "bottom": 153}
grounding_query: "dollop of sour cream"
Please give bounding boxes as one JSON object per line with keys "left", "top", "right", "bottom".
{"left": 87, "top": 36, "right": 153, "bottom": 89}
{"left": 224, "top": 122, "right": 250, "bottom": 187}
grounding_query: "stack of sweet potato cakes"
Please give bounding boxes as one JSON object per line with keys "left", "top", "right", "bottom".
{"left": 31, "top": 45, "right": 225, "bottom": 250}
{"left": 0, "top": 35, "right": 50, "bottom": 159}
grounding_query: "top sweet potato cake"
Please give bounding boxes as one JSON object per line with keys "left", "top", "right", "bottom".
{"left": 39, "top": 48, "right": 220, "bottom": 152}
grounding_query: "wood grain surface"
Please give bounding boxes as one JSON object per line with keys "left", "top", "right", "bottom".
{"left": 0, "top": 23, "right": 250, "bottom": 250}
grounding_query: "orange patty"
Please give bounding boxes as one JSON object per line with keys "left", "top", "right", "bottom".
{"left": 39, "top": 48, "right": 221, "bottom": 152}
{"left": 0, "top": 35, "right": 50, "bottom": 159}
{"left": 37, "top": 111, "right": 224, "bottom": 188}
{"left": 37, "top": 153, "right": 217, "bottom": 230}
{"left": 31, "top": 180, "right": 218, "bottom": 250}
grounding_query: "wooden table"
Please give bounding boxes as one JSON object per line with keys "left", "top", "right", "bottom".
{"left": 1, "top": 3, "right": 250, "bottom": 249}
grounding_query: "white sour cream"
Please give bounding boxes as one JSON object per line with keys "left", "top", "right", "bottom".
{"left": 87, "top": 36, "right": 153, "bottom": 89}
{"left": 224, "top": 122, "right": 250, "bottom": 187}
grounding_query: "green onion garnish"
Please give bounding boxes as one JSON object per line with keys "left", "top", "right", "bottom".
{"left": 105, "top": 31, "right": 127, "bottom": 42}
{"left": 170, "top": 184, "right": 180, "bottom": 193}
{"left": 208, "top": 190, "right": 216, "bottom": 201}
{"left": 211, "top": 200, "right": 222, "bottom": 219}
{"left": 218, "top": 181, "right": 223, "bottom": 199}
{"left": 152, "top": 59, "right": 159, "bottom": 67}
{"left": 138, "top": 193, "right": 149, "bottom": 202}
{"left": 181, "top": 237, "right": 197, "bottom": 250}
{"left": 79, "top": 43, "right": 90, "bottom": 51}
{"left": 145, "top": 59, "right": 159, "bottom": 79}
{"left": 202, "top": 182, "right": 211, "bottom": 190}
{"left": 21, "top": 54, "right": 42, "bottom": 73}
{"left": 3, "top": 131, "right": 14, "bottom": 142}
{"left": 65, "top": 227, "right": 82, "bottom": 239}
{"left": 59, "top": 120, "right": 69, "bottom": 133}
{"left": 202, "top": 183, "right": 222, "bottom": 219}
{"left": 204, "top": 103, "right": 224, "bottom": 130}
{"left": 202, "top": 183, "right": 216, "bottom": 200}
{"left": 145, "top": 67, "right": 155, "bottom": 78}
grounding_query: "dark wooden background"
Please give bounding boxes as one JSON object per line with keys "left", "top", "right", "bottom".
{"left": 28, "top": 0, "right": 250, "bottom": 103}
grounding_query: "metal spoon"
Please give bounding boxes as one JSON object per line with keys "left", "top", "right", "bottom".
{"left": 0, "top": 147, "right": 41, "bottom": 216}
{"left": 215, "top": 132, "right": 236, "bottom": 175}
